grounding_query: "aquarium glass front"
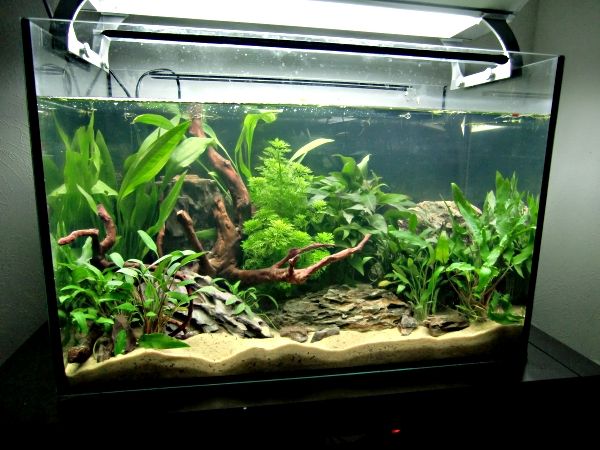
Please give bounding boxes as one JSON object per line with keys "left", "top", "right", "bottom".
{"left": 24, "top": 18, "right": 561, "bottom": 392}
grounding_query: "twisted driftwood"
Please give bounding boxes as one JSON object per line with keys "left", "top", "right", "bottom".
{"left": 57, "top": 107, "right": 372, "bottom": 344}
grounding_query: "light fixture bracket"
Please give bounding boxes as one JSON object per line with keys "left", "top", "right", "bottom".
{"left": 449, "top": 15, "right": 522, "bottom": 89}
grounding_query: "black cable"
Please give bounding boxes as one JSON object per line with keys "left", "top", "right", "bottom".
{"left": 106, "top": 71, "right": 112, "bottom": 97}
{"left": 135, "top": 68, "right": 182, "bottom": 99}
{"left": 42, "top": 0, "right": 53, "bottom": 18}
{"left": 108, "top": 69, "right": 132, "bottom": 97}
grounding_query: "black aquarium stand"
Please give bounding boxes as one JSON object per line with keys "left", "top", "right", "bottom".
{"left": 1, "top": 323, "right": 598, "bottom": 443}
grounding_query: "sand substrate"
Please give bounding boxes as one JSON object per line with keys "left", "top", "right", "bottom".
{"left": 66, "top": 322, "right": 521, "bottom": 385}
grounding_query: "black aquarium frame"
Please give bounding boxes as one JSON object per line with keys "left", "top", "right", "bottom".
{"left": 21, "top": 17, "right": 564, "bottom": 400}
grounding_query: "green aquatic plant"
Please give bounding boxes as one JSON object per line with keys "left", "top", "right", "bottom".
{"left": 445, "top": 172, "right": 537, "bottom": 322}
{"left": 242, "top": 138, "right": 335, "bottom": 284}
{"left": 46, "top": 114, "right": 118, "bottom": 239}
{"left": 47, "top": 113, "right": 211, "bottom": 260}
{"left": 249, "top": 138, "right": 314, "bottom": 219}
{"left": 58, "top": 231, "right": 201, "bottom": 352}
{"left": 310, "top": 154, "right": 413, "bottom": 278}
{"left": 214, "top": 279, "right": 279, "bottom": 322}
{"left": 242, "top": 216, "right": 334, "bottom": 272}
{"left": 233, "top": 109, "right": 279, "bottom": 180}
{"left": 110, "top": 230, "right": 204, "bottom": 336}
{"left": 382, "top": 229, "right": 450, "bottom": 321}
{"left": 115, "top": 114, "right": 211, "bottom": 258}
{"left": 57, "top": 238, "right": 133, "bottom": 335}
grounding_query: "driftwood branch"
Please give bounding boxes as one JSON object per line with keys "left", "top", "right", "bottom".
{"left": 190, "top": 111, "right": 252, "bottom": 225}
{"left": 97, "top": 204, "right": 116, "bottom": 255}
{"left": 57, "top": 204, "right": 115, "bottom": 268}
{"left": 156, "top": 226, "right": 165, "bottom": 258}
{"left": 224, "top": 234, "right": 372, "bottom": 285}
{"left": 176, "top": 210, "right": 216, "bottom": 276}
{"left": 273, "top": 243, "right": 336, "bottom": 269}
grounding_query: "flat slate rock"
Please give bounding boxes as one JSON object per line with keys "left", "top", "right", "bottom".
{"left": 274, "top": 284, "right": 411, "bottom": 331}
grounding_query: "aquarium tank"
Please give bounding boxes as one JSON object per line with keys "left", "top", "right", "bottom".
{"left": 22, "top": 10, "right": 562, "bottom": 395}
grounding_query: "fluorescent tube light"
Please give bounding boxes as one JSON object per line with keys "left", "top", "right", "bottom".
{"left": 89, "top": 0, "right": 482, "bottom": 38}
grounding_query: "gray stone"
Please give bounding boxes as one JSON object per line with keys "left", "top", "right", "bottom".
{"left": 398, "top": 200, "right": 482, "bottom": 233}
{"left": 273, "top": 284, "right": 411, "bottom": 331}
{"left": 311, "top": 326, "right": 341, "bottom": 343}
{"left": 399, "top": 314, "right": 418, "bottom": 336}
{"left": 279, "top": 325, "right": 309, "bottom": 343}
{"left": 423, "top": 312, "right": 470, "bottom": 337}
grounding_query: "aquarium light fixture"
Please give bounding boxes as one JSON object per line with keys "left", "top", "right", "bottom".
{"left": 88, "top": 0, "right": 482, "bottom": 39}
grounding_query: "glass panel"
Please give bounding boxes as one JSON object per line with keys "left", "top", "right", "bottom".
{"left": 25, "top": 18, "right": 560, "bottom": 392}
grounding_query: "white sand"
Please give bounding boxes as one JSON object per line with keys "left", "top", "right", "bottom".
{"left": 65, "top": 322, "right": 521, "bottom": 385}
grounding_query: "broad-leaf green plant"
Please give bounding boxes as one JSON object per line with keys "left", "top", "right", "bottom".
{"left": 47, "top": 113, "right": 213, "bottom": 261}
{"left": 57, "top": 238, "right": 133, "bottom": 335}
{"left": 310, "top": 154, "right": 413, "bottom": 278}
{"left": 382, "top": 229, "right": 450, "bottom": 321}
{"left": 110, "top": 230, "right": 203, "bottom": 336}
{"left": 47, "top": 114, "right": 118, "bottom": 241}
{"left": 445, "top": 172, "right": 537, "bottom": 322}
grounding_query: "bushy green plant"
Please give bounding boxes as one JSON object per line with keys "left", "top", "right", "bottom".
{"left": 242, "top": 138, "right": 334, "bottom": 269}
{"left": 58, "top": 231, "right": 200, "bottom": 352}
{"left": 242, "top": 216, "right": 334, "bottom": 271}
{"left": 310, "top": 154, "right": 413, "bottom": 278}
{"left": 445, "top": 172, "right": 537, "bottom": 322}
{"left": 249, "top": 138, "right": 313, "bottom": 219}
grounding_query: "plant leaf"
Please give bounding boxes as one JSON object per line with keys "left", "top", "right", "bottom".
{"left": 109, "top": 252, "right": 125, "bottom": 268}
{"left": 95, "top": 130, "right": 117, "bottom": 189}
{"left": 180, "top": 251, "right": 204, "bottom": 266}
{"left": 233, "top": 303, "right": 246, "bottom": 315}
{"left": 118, "top": 121, "right": 189, "bottom": 201}
{"left": 114, "top": 329, "right": 127, "bottom": 355}
{"left": 76, "top": 184, "right": 97, "bottom": 214}
{"left": 117, "top": 267, "right": 139, "bottom": 278}
{"left": 133, "top": 114, "right": 175, "bottom": 130}
{"left": 451, "top": 183, "right": 481, "bottom": 239}
{"left": 137, "top": 230, "right": 158, "bottom": 255}
{"left": 91, "top": 180, "right": 118, "bottom": 196}
{"left": 367, "top": 214, "right": 388, "bottom": 234}
{"left": 147, "top": 172, "right": 187, "bottom": 236}
{"left": 164, "top": 137, "right": 212, "bottom": 182}
{"left": 138, "top": 333, "right": 190, "bottom": 349}
{"left": 289, "top": 138, "right": 334, "bottom": 163}
{"left": 435, "top": 231, "right": 450, "bottom": 264}
{"left": 356, "top": 154, "right": 370, "bottom": 177}
{"left": 512, "top": 244, "right": 534, "bottom": 266}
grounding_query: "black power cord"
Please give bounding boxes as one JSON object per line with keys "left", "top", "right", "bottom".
{"left": 135, "top": 68, "right": 182, "bottom": 99}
